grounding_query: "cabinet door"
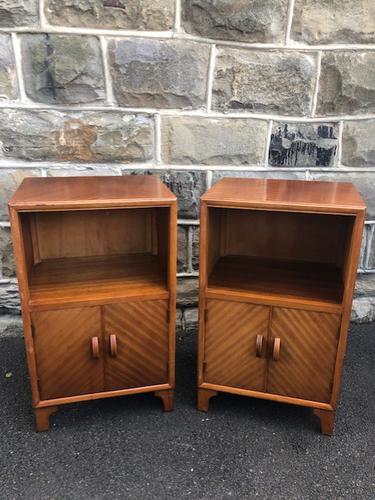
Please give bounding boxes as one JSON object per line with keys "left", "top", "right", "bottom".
{"left": 267, "top": 308, "right": 341, "bottom": 402}
{"left": 103, "top": 300, "right": 169, "bottom": 390}
{"left": 32, "top": 307, "right": 104, "bottom": 400}
{"left": 204, "top": 299, "right": 269, "bottom": 391}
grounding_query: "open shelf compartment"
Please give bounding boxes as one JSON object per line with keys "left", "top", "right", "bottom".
{"left": 20, "top": 207, "right": 171, "bottom": 308}
{"left": 205, "top": 207, "right": 355, "bottom": 311}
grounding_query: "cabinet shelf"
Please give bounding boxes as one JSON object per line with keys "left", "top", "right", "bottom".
{"left": 207, "top": 255, "right": 344, "bottom": 312}
{"left": 29, "top": 253, "right": 168, "bottom": 309}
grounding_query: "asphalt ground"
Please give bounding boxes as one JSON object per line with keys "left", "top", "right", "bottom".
{"left": 0, "top": 323, "right": 374, "bottom": 499}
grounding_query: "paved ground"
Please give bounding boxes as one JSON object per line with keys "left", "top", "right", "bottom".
{"left": 0, "top": 323, "right": 374, "bottom": 500}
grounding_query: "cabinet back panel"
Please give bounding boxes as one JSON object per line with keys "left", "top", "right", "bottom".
{"left": 217, "top": 209, "right": 353, "bottom": 266}
{"left": 29, "top": 209, "right": 156, "bottom": 261}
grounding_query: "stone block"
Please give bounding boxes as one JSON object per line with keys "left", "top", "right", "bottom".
{"left": 0, "top": 35, "right": 17, "bottom": 101}
{"left": 309, "top": 172, "right": 375, "bottom": 219}
{"left": 351, "top": 297, "right": 375, "bottom": 323}
{"left": 178, "top": 226, "right": 188, "bottom": 273}
{"left": 0, "top": 226, "right": 15, "bottom": 278}
{"left": 177, "top": 277, "right": 198, "bottom": 307}
{"left": 213, "top": 48, "right": 317, "bottom": 115}
{"left": 342, "top": 120, "right": 375, "bottom": 168}
{"left": 0, "top": 283, "right": 20, "bottom": 313}
{"left": 182, "top": 0, "right": 288, "bottom": 43}
{"left": 291, "top": 0, "right": 375, "bottom": 45}
{"left": 211, "top": 170, "right": 306, "bottom": 185}
{"left": 317, "top": 52, "right": 375, "bottom": 116}
{"left": 192, "top": 226, "right": 199, "bottom": 271}
{"left": 0, "top": 0, "right": 38, "bottom": 27}
{"left": 182, "top": 307, "right": 198, "bottom": 332}
{"left": 21, "top": 34, "right": 105, "bottom": 105}
{"left": 108, "top": 38, "right": 210, "bottom": 109}
{"left": 45, "top": 0, "right": 175, "bottom": 30}
{"left": 0, "top": 314, "right": 23, "bottom": 338}
{"left": 0, "top": 169, "right": 40, "bottom": 221}
{"left": 355, "top": 273, "right": 375, "bottom": 297}
{"left": 0, "top": 110, "right": 154, "bottom": 162}
{"left": 122, "top": 169, "right": 207, "bottom": 219}
{"left": 161, "top": 117, "right": 267, "bottom": 165}
{"left": 367, "top": 230, "right": 375, "bottom": 270}
{"left": 269, "top": 122, "right": 339, "bottom": 167}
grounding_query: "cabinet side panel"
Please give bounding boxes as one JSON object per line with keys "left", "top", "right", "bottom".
{"left": 267, "top": 308, "right": 341, "bottom": 403}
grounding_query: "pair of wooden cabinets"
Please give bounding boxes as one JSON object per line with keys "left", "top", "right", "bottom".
{"left": 10, "top": 176, "right": 176, "bottom": 431}
{"left": 10, "top": 176, "right": 365, "bottom": 434}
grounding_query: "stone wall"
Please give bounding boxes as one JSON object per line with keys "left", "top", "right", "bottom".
{"left": 0, "top": 0, "right": 375, "bottom": 334}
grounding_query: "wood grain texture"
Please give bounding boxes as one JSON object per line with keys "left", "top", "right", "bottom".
{"left": 208, "top": 256, "right": 343, "bottom": 313}
{"left": 32, "top": 307, "right": 104, "bottom": 400}
{"left": 201, "top": 178, "right": 366, "bottom": 214}
{"left": 198, "top": 178, "right": 366, "bottom": 435}
{"left": 204, "top": 299, "right": 269, "bottom": 391}
{"left": 10, "top": 175, "right": 177, "bottom": 430}
{"left": 29, "top": 254, "right": 168, "bottom": 310}
{"left": 9, "top": 175, "right": 176, "bottom": 210}
{"left": 103, "top": 301, "right": 169, "bottom": 390}
{"left": 267, "top": 308, "right": 341, "bottom": 402}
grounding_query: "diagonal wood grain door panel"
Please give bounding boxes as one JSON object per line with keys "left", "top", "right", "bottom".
{"left": 32, "top": 307, "right": 104, "bottom": 400}
{"left": 204, "top": 299, "right": 269, "bottom": 391}
{"left": 103, "top": 300, "right": 168, "bottom": 390}
{"left": 267, "top": 308, "right": 341, "bottom": 402}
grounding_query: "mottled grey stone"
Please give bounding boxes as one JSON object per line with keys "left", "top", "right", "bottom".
{"left": 0, "top": 35, "right": 17, "bottom": 101}
{"left": 181, "top": 307, "right": 198, "bottom": 332}
{"left": 183, "top": 0, "right": 288, "bottom": 43}
{"left": 342, "top": 120, "right": 375, "bottom": 168}
{"left": 292, "top": 0, "right": 375, "bottom": 45}
{"left": 0, "top": 283, "right": 20, "bottom": 313}
{"left": 46, "top": 167, "right": 121, "bottom": 177}
{"left": 351, "top": 297, "right": 375, "bottom": 323}
{"left": 0, "top": 110, "right": 154, "bottom": 162}
{"left": 192, "top": 226, "right": 199, "bottom": 271}
{"left": 359, "top": 225, "right": 370, "bottom": 270}
{"left": 0, "top": 0, "right": 38, "bottom": 27}
{"left": 0, "top": 314, "right": 23, "bottom": 338}
{"left": 317, "top": 52, "right": 375, "bottom": 116}
{"left": 0, "top": 169, "right": 40, "bottom": 221}
{"left": 269, "top": 122, "right": 339, "bottom": 167}
{"left": 177, "top": 277, "right": 198, "bottom": 307}
{"left": 162, "top": 117, "right": 267, "bottom": 165}
{"left": 45, "top": 0, "right": 175, "bottom": 30}
{"left": 178, "top": 226, "right": 188, "bottom": 273}
{"left": 213, "top": 49, "right": 317, "bottom": 115}
{"left": 21, "top": 34, "right": 105, "bottom": 104}
{"left": 368, "top": 231, "right": 375, "bottom": 270}
{"left": 355, "top": 274, "right": 375, "bottom": 297}
{"left": 310, "top": 172, "right": 375, "bottom": 219}
{"left": 108, "top": 38, "right": 210, "bottom": 109}
{"left": 0, "top": 227, "right": 15, "bottom": 278}
{"left": 212, "top": 170, "right": 306, "bottom": 185}
{"left": 122, "top": 170, "right": 207, "bottom": 219}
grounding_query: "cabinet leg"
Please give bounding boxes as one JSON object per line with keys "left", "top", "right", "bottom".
{"left": 34, "top": 406, "right": 58, "bottom": 432}
{"left": 313, "top": 409, "right": 336, "bottom": 436}
{"left": 197, "top": 388, "right": 218, "bottom": 412}
{"left": 154, "top": 390, "right": 174, "bottom": 412}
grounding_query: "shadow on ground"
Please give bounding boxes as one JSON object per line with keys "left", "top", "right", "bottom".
{"left": 0, "top": 324, "right": 374, "bottom": 499}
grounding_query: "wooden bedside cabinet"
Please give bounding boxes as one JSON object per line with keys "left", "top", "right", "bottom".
{"left": 197, "top": 178, "right": 366, "bottom": 435}
{"left": 9, "top": 176, "right": 177, "bottom": 431}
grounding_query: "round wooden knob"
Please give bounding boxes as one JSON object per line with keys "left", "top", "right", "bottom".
{"left": 109, "top": 334, "right": 117, "bottom": 357}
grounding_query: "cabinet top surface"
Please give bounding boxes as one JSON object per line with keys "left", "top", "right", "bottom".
{"left": 9, "top": 175, "right": 176, "bottom": 210}
{"left": 201, "top": 178, "right": 366, "bottom": 213}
